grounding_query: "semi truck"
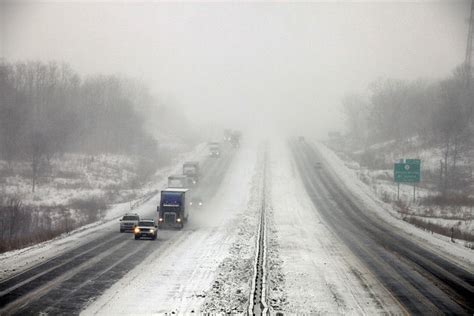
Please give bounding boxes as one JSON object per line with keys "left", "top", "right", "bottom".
{"left": 209, "top": 142, "right": 221, "bottom": 157}
{"left": 183, "top": 161, "right": 200, "bottom": 185}
{"left": 157, "top": 188, "right": 189, "bottom": 229}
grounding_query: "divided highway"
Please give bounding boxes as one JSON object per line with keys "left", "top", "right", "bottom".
{"left": 0, "top": 146, "right": 236, "bottom": 315}
{"left": 291, "top": 140, "right": 474, "bottom": 315}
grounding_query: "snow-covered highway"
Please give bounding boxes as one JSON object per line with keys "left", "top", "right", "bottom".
{"left": 291, "top": 140, "right": 474, "bottom": 315}
{"left": 0, "top": 139, "right": 473, "bottom": 315}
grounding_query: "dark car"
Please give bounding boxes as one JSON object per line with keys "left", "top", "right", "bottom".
{"left": 133, "top": 219, "right": 158, "bottom": 240}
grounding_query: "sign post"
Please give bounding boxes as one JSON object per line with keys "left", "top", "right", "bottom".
{"left": 394, "top": 159, "right": 421, "bottom": 201}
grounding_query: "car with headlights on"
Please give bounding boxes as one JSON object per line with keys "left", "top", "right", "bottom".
{"left": 133, "top": 219, "right": 158, "bottom": 240}
{"left": 189, "top": 197, "right": 203, "bottom": 207}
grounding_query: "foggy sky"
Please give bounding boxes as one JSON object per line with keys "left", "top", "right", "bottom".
{"left": 1, "top": 1, "right": 471, "bottom": 137}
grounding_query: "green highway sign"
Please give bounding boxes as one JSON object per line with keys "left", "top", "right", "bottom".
{"left": 406, "top": 159, "right": 421, "bottom": 165}
{"left": 394, "top": 160, "right": 421, "bottom": 183}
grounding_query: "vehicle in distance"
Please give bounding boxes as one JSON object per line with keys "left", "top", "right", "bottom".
{"left": 230, "top": 131, "right": 241, "bottom": 148}
{"left": 119, "top": 213, "right": 140, "bottom": 232}
{"left": 158, "top": 188, "right": 189, "bottom": 229}
{"left": 133, "top": 219, "right": 158, "bottom": 240}
{"left": 209, "top": 142, "right": 221, "bottom": 157}
{"left": 189, "top": 196, "right": 203, "bottom": 207}
{"left": 168, "top": 174, "right": 193, "bottom": 188}
{"left": 183, "top": 161, "right": 200, "bottom": 185}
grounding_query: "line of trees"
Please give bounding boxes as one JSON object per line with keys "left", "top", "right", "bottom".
{"left": 342, "top": 65, "right": 474, "bottom": 196}
{"left": 0, "top": 60, "right": 159, "bottom": 191}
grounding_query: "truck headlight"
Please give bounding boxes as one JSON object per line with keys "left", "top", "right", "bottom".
{"left": 150, "top": 229, "right": 154, "bottom": 233}
{"left": 134, "top": 227, "right": 140, "bottom": 233}
{"left": 158, "top": 218, "right": 163, "bottom": 222}
{"left": 199, "top": 202, "right": 203, "bottom": 206}
{"left": 177, "top": 218, "right": 181, "bottom": 222}
{"left": 189, "top": 202, "right": 193, "bottom": 205}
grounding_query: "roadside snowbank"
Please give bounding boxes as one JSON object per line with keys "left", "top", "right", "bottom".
{"left": 316, "top": 141, "right": 474, "bottom": 269}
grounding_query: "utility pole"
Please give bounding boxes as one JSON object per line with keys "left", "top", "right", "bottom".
{"left": 465, "top": 0, "right": 474, "bottom": 85}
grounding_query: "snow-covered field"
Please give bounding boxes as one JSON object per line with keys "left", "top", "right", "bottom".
{"left": 82, "top": 140, "right": 260, "bottom": 314}
{"left": 266, "top": 141, "right": 401, "bottom": 314}
{"left": 1, "top": 154, "right": 140, "bottom": 207}
{"left": 317, "top": 142, "right": 474, "bottom": 269}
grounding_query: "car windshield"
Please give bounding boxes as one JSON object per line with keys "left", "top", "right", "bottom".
{"left": 138, "top": 221, "right": 154, "bottom": 227}
{"left": 123, "top": 216, "right": 138, "bottom": 221}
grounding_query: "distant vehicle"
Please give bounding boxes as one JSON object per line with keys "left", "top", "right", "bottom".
{"left": 209, "top": 142, "right": 221, "bottom": 157}
{"left": 299, "top": 136, "right": 305, "bottom": 142}
{"left": 189, "top": 196, "right": 203, "bottom": 207}
{"left": 168, "top": 175, "right": 193, "bottom": 188}
{"left": 157, "top": 188, "right": 189, "bottom": 229}
{"left": 119, "top": 213, "right": 140, "bottom": 233}
{"left": 230, "top": 131, "right": 241, "bottom": 148}
{"left": 133, "top": 219, "right": 158, "bottom": 240}
{"left": 224, "top": 129, "right": 232, "bottom": 141}
{"left": 183, "top": 161, "right": 200, "bottom": 185}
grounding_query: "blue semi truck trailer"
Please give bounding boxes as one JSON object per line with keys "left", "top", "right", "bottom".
{"left": 157, "top": 188, "right": 189, "bottom": 229}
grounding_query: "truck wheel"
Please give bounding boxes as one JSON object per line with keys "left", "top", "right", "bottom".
{"left": 134, "top": 235, "right": 139, "bottom": 240}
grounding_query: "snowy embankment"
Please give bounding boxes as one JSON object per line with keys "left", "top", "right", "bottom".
{"left": 82, "top": 141, "right": 260, "bottom": 315}
{"left": 316, "top": 141, "right": 474, "bottom": 269}
{"left": 0, "top": 143, "right": 207, "bottom": 281}
{"left": 340, "top": 138, "right": 474, "bottom": 243}
{"left": 266, "top": 141, "right": 401, "bottom": 314}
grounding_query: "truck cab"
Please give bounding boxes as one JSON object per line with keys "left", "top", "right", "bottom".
{"left": 157, "top": 188, "right": 189, "bottom": 229}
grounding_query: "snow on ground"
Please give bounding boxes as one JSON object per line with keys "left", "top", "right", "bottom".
{"left": 338, "top": 160, "right": 474, "bottom": 241}
{"left": 82, "top": 140, "right": 259, "bottom": 315}
{"left": 0, "top": 144, "right": 207, "bottom": 281}
{"left": 200, "top": 144, "right": 265, "bottom": 313}
{"left": 334, "top": 142, "right": 474, "bottom": 247}
{"left": 1, "top": 153, "right": 137, "bottom": 207}
{"left": 266, "top": 141, "right": 401, "bottom": 314}
{"left": 316, "top": 141, "right": 474, "bottom": 269}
